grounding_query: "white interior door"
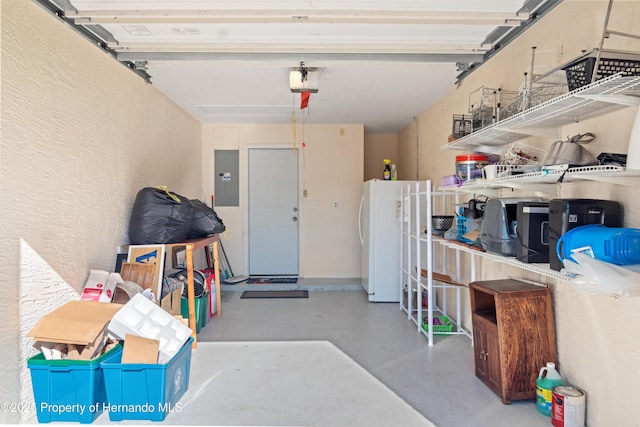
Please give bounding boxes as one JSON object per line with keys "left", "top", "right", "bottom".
{"left": 248, "top": 148, "right": 299, "bottom": 275}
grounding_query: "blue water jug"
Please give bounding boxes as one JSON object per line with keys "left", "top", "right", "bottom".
{"left": 557, "top": 224, "right": 640, "bottom": 266}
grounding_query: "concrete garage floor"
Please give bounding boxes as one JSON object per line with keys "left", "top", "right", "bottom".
{"left": 195, "top": 282, "right": 551, "bottom": 427}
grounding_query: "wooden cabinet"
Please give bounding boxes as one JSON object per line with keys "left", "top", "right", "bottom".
{"left": 472, "top": 314, "right": 502, "bottom": 394}
{"left": 469, "top": 279, "right": 557, "bottom": 403}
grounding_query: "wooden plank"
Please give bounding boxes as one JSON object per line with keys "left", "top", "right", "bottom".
{"left": 420, "top": 269, "right": 464, "bottom": 287}
{"left": 185, "top": 243, "right": 197, "bottom": 347}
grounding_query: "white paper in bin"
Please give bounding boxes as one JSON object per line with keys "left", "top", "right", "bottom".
{"left": 108, "top": 293, "right": 192, "bottom": 363}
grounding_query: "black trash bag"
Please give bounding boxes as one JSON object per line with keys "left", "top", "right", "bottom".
{"left": 128, "top": 187, "right": 194, "bottom": 244}
{"left": 187, "top": 199, "right": 225, "bottom": 239}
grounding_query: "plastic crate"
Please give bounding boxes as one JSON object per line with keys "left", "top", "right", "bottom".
{"left": 563, "top": 55, "right": 640, "bottom": 91}
{"left": 100, "top": 336, "right": 193, "bottom": 422}
{"left": 457, "top": 215, "right": 473, "bottom": 244}
{"left": 180, "top": 292, "right": 209, "bottom": 333}
{"left": 422, "top": 315, "right": 454, "bottom": 335}
{"left": 27, "top": 344, "right": 122, "bottom": 424}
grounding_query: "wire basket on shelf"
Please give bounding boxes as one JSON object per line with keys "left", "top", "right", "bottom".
{"left": 501, "top": 83, "right": 568, "bottom": 118}
{"left": 451, "top": 114, "right": 472, "bottom": 139}
{"left": 468, "top": 86, "right": 519, "bottom": 131}
{"left": 496, "top": 142, "right": 546, "bottom": 176}
{"left": 528, "top": 83, "right": 568, "bottom": 107}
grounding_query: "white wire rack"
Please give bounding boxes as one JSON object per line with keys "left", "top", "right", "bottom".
{"left": 444, "top": 74, "right": 640, "bottom": 152}
{"left": 440, "top": 165, "right": 639, "bottom": 196}
{"left": 400, "top": 181, "right": 472, "bottom": 346}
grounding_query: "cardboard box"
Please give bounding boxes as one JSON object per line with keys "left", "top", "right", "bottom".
{"left": 160, "top": 287, "right": 182, "bottom": 316}
{"left": 121, "top": 334, "right": 159, "bottom": 364}
{"left": 28, "top": 300, "right": 123, "bottom": 360}
{"left": 81, "top": 269, "right": 122, "bottom": 303}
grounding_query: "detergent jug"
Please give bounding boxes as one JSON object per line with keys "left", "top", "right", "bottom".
{"left": 536, "top": 362, "right": 563, "bottom": 416}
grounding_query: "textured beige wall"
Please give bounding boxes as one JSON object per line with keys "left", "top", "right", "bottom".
{"left": 398, "top": 1, "right": 640, "bottom": 425}
{"left": 1, "top": 1, "right": 202, "bottom": 421}
{"left": 363, "top": 133, "right": 398, "bottom": 181}
{"left": 203, "top": 124, "right": 364, "bottom": 278}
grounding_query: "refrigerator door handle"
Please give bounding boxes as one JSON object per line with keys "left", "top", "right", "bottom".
{"left": 358, "top": 195, "right": 365, "bottom": 245}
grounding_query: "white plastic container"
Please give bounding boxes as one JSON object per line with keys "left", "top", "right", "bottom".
{"left": 108, "top": 293, "right": 192, "bottom": 363}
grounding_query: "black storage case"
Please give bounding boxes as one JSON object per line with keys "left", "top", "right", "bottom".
{"left": 548, "top": 199, "right": 622, "bottom": 271}
{"left": 516, "top": 202, "right": 550, "bottom": 264}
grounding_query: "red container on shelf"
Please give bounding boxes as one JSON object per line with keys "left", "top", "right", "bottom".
{"left": 455, "top": 154, "right": 489, "bottom": 183}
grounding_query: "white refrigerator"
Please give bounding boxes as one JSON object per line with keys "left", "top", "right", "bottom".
{"left": 359, "top": 179, "right": 417, "bottom": 302}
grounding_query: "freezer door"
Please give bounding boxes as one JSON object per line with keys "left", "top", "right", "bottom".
{"left": 362, "top": 180, "right": 416, "bottom": 302}
{"left": 360, "top": 181, "right": 373, "bottom": 298}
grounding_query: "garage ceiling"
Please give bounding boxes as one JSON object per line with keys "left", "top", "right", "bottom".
{"left": 35, "top": 0, "right": 562, "bottom": 133}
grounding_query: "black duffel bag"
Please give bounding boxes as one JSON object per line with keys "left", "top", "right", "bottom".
{"left": 187, "top": 199, "right": 226, "bottom": 239}
{"left": 128, "top": 186, "right": 193, "bottom": 244}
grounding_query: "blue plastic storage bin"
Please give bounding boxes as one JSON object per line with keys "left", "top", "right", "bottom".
{"left": 27, "top": 344, "right": 122, "bottom": 424}
{"left": 557, "top": 224, "right": 640, "bottom": 266}
{"left": 100, "top": 336, "right": 193, "bottom": 421}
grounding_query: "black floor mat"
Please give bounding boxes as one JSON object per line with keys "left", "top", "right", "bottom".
{"left": 247, "top": 277, "right": 298, "bottom": 284}
{"left": 240, "top": 290, "right": 309, "bottom": 299}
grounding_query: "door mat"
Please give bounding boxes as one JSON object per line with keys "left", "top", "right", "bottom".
{"left": 240, "top": 290, "right": 309, "bottom": 299}
{"left": 247, "top": 277, "right": 298, "bottom": 284}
